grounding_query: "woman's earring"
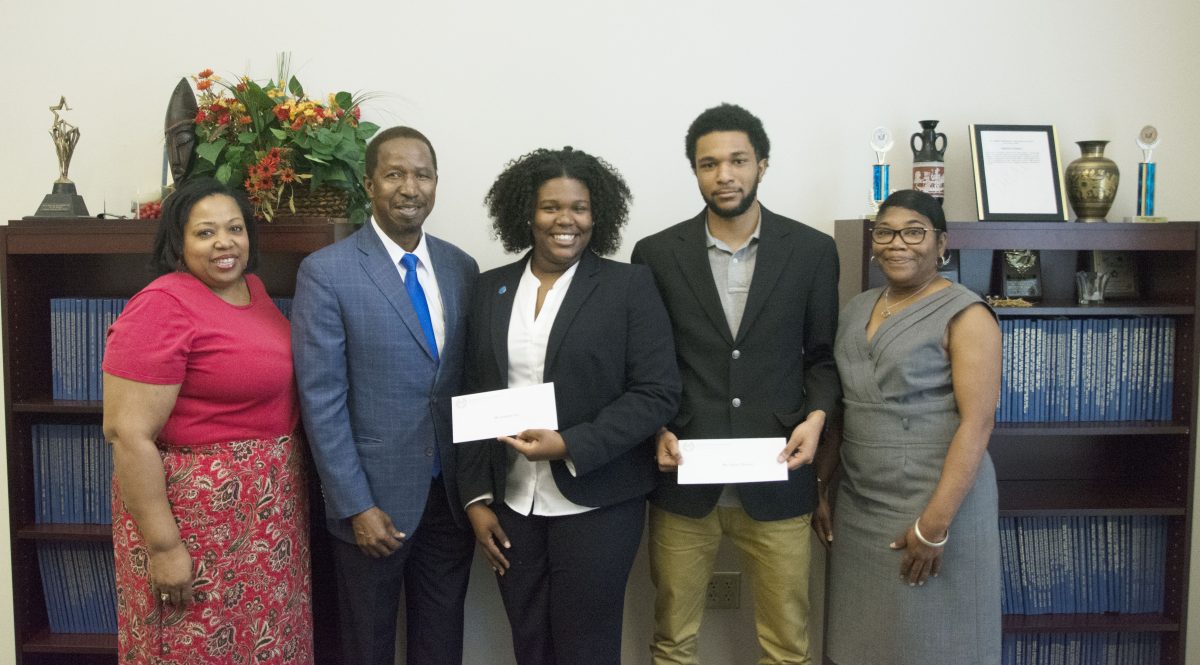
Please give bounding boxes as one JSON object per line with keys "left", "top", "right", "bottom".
{"left": 938, "top": 254, "right": 950, "bottom": 268}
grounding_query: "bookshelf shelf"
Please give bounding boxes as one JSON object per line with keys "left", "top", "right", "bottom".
{"left": 21, "top": 630, "right": 116, "bottom": 655}
{"left": 12, "top": 399, "right": 103, "bottom": 414}
{"left": 15, "top": 524, "right": 113, "bottom": 542}
{"left": 1002, "top": 612, "right": 1180, "bottom": 633}
{"left": 834, "top": 219, "right": 1198, "bottom": 664}
{"left": 2, "top": 219, "right": 352, "bottom": 664}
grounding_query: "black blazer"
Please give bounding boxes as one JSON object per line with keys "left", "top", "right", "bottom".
{"left": 457, "top": 251, "right": 682, "bottom": 509}
{"left": 630, "top": 206, "right": 841, "bottom": 521}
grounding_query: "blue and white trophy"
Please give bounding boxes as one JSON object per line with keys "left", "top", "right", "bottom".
{"left": 869, "top": 126, "right": 893, "bottom": 218}
{"left": 1136, "top": 125, "right": 1159, "bottom": 218}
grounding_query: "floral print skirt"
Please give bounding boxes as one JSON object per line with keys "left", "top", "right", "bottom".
{"left": 113, "top": 434, "right": 313, "bottom": 664}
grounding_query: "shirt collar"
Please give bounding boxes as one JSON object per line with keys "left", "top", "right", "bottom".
{"left": 705, "top": 212, "right": 762, "bottom": 252}
{"left": 370, "top": 216, "right": 433, "bottom": 269}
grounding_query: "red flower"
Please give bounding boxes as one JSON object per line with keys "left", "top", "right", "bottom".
{"left": 194, "top": 110, "right": 208, "bottom": 123}
{"left": 279, "top": 168, "right": 297, "bottom": 183}
{"left": 268, "top": 147, "right": 282, "bottom": 160}
{"left": 236, "top": 82, "right": 247, "bottom": 92}
{"left": 290, "top": 118, "right": 304, "bottom": 131}
{"left": 257, "top": 175, "right": 275, "bottom": 191}
{"left": 197, "top": 79, "right": 213, "bottom": 91}
{"left": 216, "top": 113, "right": 231, "bottom": 126}
{"left": 273, "top": 105, "right": 290, "bottom": 121}
{"left": 198, "top": 68, "right": 214, "bottom": 79}
{"left": 351, "top": 106, "right": 361, "bottom": 120}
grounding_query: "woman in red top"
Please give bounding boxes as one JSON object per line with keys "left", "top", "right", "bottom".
{"left": 103, "top": 177, "right": 312, "bottom": 664}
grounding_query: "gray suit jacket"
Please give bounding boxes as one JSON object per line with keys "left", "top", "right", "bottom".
{"left": 630, "top": 206, "right": 841, "bottom": 521}
{"left": 292, "top": 225, "right": 478, "bottom": 544}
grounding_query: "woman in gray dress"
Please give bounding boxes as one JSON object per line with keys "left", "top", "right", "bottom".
{"left": 815, "top": 189, "right": 1002, "bottom": 664}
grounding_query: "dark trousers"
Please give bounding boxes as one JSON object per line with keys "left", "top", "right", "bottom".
{"left": 331, "top": 475, "right": 475, "bottom": 665}
{"left": 494, "top": 496, "right": 646, "bottom": 665}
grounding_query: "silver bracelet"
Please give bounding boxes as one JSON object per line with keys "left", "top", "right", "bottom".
{"left": 913, "top": 517, "right": 948, "bottom": 548}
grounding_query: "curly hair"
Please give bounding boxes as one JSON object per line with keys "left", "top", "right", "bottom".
{"left": 685, "top": 103, "right": 771, "bottom": 166}
{"left": 484, "top": 147, "right": 632, "bottom": 256}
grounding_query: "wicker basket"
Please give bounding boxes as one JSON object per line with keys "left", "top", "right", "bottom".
{"left": 287, "top": 184, "right": 350, "bottom": 217}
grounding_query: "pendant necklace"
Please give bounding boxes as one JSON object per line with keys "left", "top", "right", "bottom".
{"left": 882, "top": 275, "right": 938, "bottom": 318}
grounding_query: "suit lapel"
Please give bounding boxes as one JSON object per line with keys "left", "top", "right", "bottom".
{"left": 736, "top": 207, "right": 794, "bottom": 343}
{"left": 427, "top": 235, "right": 459, "bottom": 358}
{"left": 544, "top": 251, "right": 601, "bottom": 377}
{"left": 672, "top": 213, "right": 735, "bottom": 345}
{"left": 356, "top": 227, "right": 436, "bottom": 361}
{"left": 490, "top": 258, "right": 526, "bottom": 383}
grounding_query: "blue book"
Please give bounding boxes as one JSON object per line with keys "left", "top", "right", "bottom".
{"left": 50, "top": 300, "right": 64, "bottom": 399}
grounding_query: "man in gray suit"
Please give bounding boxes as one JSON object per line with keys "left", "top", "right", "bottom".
{"left": 631, "top": 103, "right": 840, "bottom": 665}
{"left": 292, "top": 126, "right": 479, "bottom": 665}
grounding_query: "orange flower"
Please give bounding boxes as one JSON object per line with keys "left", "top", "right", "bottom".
{"left": 291, "top": 118, "right": 304, "bottom": 131}
{"left": 238, "top": 115, "right": 252, "bottom": 125}
{"left": 198, "top": 68, "right": 214, "bottom": 79}
{"left": 197, "top": 79, "right": 213, "bottom": 91}
{"left": 279, "top": 168, "right": 297, "bottom": 183}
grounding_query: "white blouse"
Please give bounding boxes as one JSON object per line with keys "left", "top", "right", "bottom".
{"left": 502, "top": 260, "right": 593, "bottom": 517}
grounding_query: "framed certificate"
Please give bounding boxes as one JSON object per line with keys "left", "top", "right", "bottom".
{"left": 970, "top": 124, "right": 1069, "bottom": 221}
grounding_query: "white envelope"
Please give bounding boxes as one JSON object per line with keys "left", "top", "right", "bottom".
{"left": 452, "top": 382, "right": 558, "bottom": 443}
{"left": 676, "top": 438, "right": 789, "bottom": 484}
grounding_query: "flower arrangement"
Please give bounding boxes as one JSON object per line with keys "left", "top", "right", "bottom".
{"left": 189, "top": 56, "right": 378, "bottom": 223}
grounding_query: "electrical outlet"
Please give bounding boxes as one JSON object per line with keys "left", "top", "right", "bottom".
{"left": 706, "top": 571, "right": 740, "bottom": 609}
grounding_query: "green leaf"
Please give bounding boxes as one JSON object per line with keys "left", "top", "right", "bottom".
{"left": 196, "top": 139, "right": 227, "bottom": 164}
{"left": 215, "top": 163, "right": 232, "bottom": 184}
{"left": 270, "top": 128, "right": 287, "bottom": 140}
{"left": 237, "top": 131, "right": 256, "bottom": 145}
{"left": 288, "top": 75, "right": 304, "bottom": 98}
{"left": 335, "top": 92, "right": 353, "bottom": 110}
{"left": 306, "top": 154, "right": 331, "bottom": 165}
{"left": 357, "top": 121, "right": 380, "bottom": 140}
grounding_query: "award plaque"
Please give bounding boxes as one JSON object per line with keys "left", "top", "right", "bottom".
{"left": 32, "top": 97, "right": 90, "bottom": 218}
{"left": 1001, "top": 250, "right": 1042, "bottom": 300}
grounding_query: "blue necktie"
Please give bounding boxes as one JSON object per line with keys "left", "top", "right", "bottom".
{"left": 400, "top": 253, "right": 441, "bottom": 476}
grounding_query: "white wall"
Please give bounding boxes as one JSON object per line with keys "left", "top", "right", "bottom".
{"left": 2, "top": 1, "right": 1199, "bottom": 663}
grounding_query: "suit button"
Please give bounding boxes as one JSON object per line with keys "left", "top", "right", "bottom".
{"left": 732, "top": 398, "right": 742, "bottom": 408}
{"left": 731, "top": 350, "right": 741, "bottom": 360}
{"left": 425, "top": 446, "right": 434, "bottom": 457}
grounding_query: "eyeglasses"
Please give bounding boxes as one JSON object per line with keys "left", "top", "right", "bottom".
{"left": 870, "top": 227, "right": 937, "bottom": 245}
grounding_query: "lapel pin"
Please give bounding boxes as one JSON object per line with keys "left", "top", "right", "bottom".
{"left": 498, "top": 285, "right": 507, "bottom": 295}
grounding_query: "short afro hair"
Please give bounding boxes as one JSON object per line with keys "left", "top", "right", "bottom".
{"left": 877, "top": 189, "right": 947, "bottom": 232}
{"left": 685, "top": 103, "right": 770, "bottom": 167}
{"left": 484, "top": 147, "right": 632, "bottom": 256}
{"left": 151, "top": 176, "right": 259, "bottom": 275}
{"left": 366, "top": 126, "right": 438, "bottom": 177}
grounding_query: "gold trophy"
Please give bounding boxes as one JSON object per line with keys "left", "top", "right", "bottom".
{"left": 32, "top": 97, "right": 90, "bottom": 217}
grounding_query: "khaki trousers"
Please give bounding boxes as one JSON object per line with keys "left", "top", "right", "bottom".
{"left": 648, "top": 504, "right": 813, "bottom": 665}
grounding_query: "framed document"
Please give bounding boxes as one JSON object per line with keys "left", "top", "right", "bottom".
{"left": 970, "top": 124, "right": 1069, "bottom": 221}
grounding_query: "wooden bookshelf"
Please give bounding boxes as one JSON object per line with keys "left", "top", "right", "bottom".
{"left": 834, "top": 219, "right": 1198, "bottom": 665}
{"left": 2, "top": 217, "right": 353, "bottom": 664}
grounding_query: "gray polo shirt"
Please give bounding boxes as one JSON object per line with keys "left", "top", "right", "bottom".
{"left": 705, "top": 216, "right": 761, "bottom": 339}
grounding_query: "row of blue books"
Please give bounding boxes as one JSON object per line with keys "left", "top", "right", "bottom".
{"left": 49, "top": 297, "right": 293, "bottom": 402}
{"left": 50, "top": 298, "right": 127, "bottom": 401}
{"left": 1000, "top": 516, "right": 1165, "bottom": 616}
{"left": 1002, "top": 632, "right": 1160, "bottom": 665}
{"left": 37, "top": 541, "right": 117, "bottom": 634}
{"left": 32, "top": 424, "right": 112, "bottom": 524}
{"left": 997, "top": 317, "right": 1175, "bottom": 423}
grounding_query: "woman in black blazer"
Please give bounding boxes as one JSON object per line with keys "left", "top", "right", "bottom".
{"left": 458, "top": 147, "right": 681, "bottom": 665}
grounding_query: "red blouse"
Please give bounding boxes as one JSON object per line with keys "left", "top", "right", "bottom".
{"left": 103, "top": 272, "right": 299, "bottom": 446}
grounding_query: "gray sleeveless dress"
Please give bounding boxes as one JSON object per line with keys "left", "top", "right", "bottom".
{"left": 827, "top": 283, "right": 1001, "bottom": 665}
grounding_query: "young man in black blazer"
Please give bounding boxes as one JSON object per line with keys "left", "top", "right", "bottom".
{"left": 631, "top": 103, "right": 841, "bottom": 665}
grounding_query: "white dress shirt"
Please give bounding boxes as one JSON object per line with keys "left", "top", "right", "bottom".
{"left": 370, "top": 217, "right": 445, "bottom": 353}
{"left": 503, "top": 261, "right": 593, "bottom": 517}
